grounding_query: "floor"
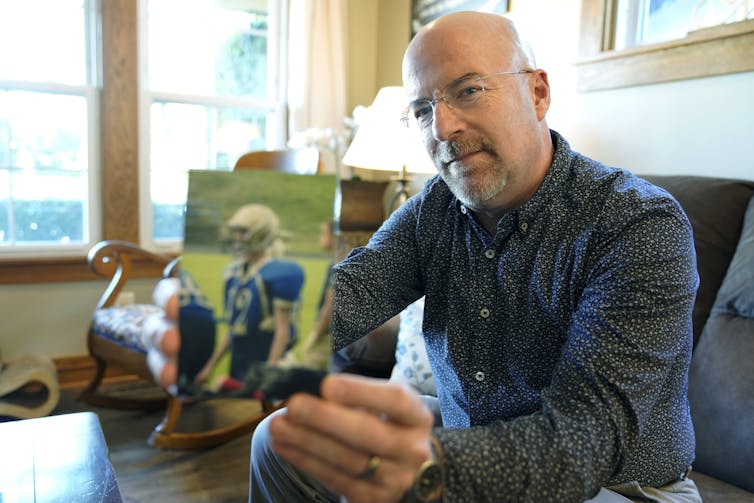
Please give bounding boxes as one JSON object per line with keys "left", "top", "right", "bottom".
{"left": 52, "top": 382, "right": 260, "bottom": 503}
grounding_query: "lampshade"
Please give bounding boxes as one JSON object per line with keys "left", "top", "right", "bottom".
{"left": 342, "top": 87, "right": 435, "bottom": 175}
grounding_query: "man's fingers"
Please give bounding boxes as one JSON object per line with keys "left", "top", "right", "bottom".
{"left": 321, "top": 374, "right": 433, "bottom": 427}
{"left": 153, "top": 278, "right": 180, "bottom": 312}
{"left": 270, "top": 413, "right": 410, "bottom": 503}
{"left": 142, "top": 315, "right": 180, "bottom": 356}
{"left": 274, "top": 441, "right": 398, "bottom": 502}
{"left": 271, "top": 411, "right": 374, "bottom": 476}
{"left": 283, "top": 388, "right": 431, "bottom": 467}
{"left": 147, "top": 350, "right": 177, "bottom": 389}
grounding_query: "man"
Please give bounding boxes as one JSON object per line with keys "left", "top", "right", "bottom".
{"left": 250, "top": 11, "right": 701, "bottom": 503}
{"left": 149, "top": 11, "right": 700, "bottom": 502}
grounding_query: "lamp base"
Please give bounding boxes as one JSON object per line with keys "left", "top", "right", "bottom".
{"left": 388, "top": 166, "right": 412, "bottom": 213}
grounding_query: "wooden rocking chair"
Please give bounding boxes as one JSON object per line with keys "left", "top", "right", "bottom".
{"left": 80, "top": 148, "right": 321, "bottom": 449}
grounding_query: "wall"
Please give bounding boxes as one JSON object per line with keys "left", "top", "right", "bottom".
{"left": 2, "top": 0, "right": 752, "bottom": 363}
{"left": 346, "top": 0, "right": 379, "bottom": 113}
{"left": 0, "top": 278, "right": 157, "bottom": 361}
{"left": 346, "top": 0, "right": 410, "bottom": 113}
{"left": 509, "top": 0, "right": 754, "bottom": 180}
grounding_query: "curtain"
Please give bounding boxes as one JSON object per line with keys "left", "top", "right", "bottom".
{"left": 287, "top": 0, "right": 348, "bottom": 137}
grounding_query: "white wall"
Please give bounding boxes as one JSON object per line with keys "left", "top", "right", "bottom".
{"left": 564, "top": 72, "right": 754, "bottom": 179}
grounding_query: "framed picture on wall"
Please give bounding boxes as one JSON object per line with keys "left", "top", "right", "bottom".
{"left": 411, "top": 0, "right": 510, "bottom": 35}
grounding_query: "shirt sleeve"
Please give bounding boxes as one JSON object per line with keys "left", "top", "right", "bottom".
{"left": 332, "top": 195, "right": 425, "bottom": 350}
{"left": 436, "top": 201, "right": 698, "bottom": 501}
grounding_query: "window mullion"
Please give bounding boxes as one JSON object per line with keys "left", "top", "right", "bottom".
{"left": 147, "top": 90, "right": 277, "bottom": 112}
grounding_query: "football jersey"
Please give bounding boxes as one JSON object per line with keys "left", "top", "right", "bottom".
{"left": 223, "top": 259, "right": 304, "bottom": 379}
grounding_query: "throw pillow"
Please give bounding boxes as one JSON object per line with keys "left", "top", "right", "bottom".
{"left": 390, "top": 297, "right": 436, "bottom": 396}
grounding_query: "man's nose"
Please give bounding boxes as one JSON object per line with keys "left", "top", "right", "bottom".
{"left": 431, "top": 99, "right": 463, "bottom": 142}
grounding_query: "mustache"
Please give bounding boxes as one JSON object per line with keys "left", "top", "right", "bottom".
{"left": 435, "top": 138, "right": 496, "bottom": 166}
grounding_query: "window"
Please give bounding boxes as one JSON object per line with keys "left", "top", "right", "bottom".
{"left": 141, "top": 0, "right": 287, "bottom": 246}
{"left": 577, "top": 0, "right": 754, "bottom": 91}
{"left": 613, "top": 0, "right": 753, "bottom": 50}
{"left": 0, "top": 0, "right": 99, "bottom": 255}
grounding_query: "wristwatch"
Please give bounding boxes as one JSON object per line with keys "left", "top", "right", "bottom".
{"left": 405, "top": 435, "right": 444, "bottom": 502}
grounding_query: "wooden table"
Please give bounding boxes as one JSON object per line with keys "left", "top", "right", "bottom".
{"left": 0, "top": 411, "right": 122, "bottom": 502}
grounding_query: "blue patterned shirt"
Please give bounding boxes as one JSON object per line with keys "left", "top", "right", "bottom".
{"left": 333, "top": 131, "right": 697, "bottom": 502}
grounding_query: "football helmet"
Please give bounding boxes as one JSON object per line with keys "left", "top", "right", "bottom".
{"left": 225, "top": 204, "right": 280, "bottom": 257}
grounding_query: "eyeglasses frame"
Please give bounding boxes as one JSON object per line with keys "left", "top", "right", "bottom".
{"left": 400, "top": 69, "right": 535, "bottom": 128}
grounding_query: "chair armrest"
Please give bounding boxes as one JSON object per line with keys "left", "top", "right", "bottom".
{"left": 88, "top": 240, "right": 173, "bottom": 310}
{"left": 163, "top": 256, "right": 181, "bottom": 278}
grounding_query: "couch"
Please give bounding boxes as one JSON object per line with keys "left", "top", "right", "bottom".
{"left": 335, "top": 175, "right": 754, "bottom": 502}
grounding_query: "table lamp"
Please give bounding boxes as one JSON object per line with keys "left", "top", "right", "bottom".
{"left": 342, "top": 86, "right": 435, "bottom": 213}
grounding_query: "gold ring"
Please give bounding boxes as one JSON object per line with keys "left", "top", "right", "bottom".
{"left": 358, "top": 454, "right": 381, "bottom": 479}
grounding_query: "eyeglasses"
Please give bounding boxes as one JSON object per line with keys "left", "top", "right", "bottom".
{"left": 400, "top": 70, "right": 534, "bottom": 128}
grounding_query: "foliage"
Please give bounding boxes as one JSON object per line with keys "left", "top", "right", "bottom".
{"left": 0, "top": 200, "right": 83, "bottom": 243}
{"left": 215, "top": 12, "right": 269, "bottom": 100}
{"left": 153, "top": 203, "right": 187, "bottom": 240}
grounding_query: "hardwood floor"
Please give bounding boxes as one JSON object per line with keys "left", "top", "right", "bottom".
{"left": 53, "top": 382, "right": 262, "bottom": 503}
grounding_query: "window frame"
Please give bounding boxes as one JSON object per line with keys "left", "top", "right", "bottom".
{"left": 576, "top": 0, "right": 754, "bottom": 91}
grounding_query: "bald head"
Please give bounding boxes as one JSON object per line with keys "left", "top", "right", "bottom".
{"left": 403, "top": 12, "right": 534, "bottom": 89}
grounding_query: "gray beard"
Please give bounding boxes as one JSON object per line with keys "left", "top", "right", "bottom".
{"left": 443, "top": 177, "right": 506, "bottom": 209}
{"left": 434, "top": 137, "right": 506, "bottom": 207}
{"left": 442, "top": 170, "right": 508, "bottom": 208}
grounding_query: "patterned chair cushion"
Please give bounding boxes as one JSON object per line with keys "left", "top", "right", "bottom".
{"left": 92, "top": 304, "right": 164, "bottom": 354}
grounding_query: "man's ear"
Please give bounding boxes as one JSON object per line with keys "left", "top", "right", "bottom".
{"left": 530, "top": 70, "right": 551, "bottom": 121}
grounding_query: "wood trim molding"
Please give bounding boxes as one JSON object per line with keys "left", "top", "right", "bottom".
{"left": 101, "top": 0, "right": 139, "bottom": 241}
{"left": 0, "top": 256, "right": 171, "bottom": 284}
{"left": 577, "top": 0, "right": 754, "bottom": 91}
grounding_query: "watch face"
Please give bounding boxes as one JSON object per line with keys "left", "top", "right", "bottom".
{"left": 416, "top": 463, "right": 443, "bottom": 500}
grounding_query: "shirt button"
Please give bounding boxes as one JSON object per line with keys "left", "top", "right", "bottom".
{"left": 460, "top": 205, "right": 468, "bottom": 214}
{"left": 475, "top": 371, "right": 485, "bottom": 382}
{"left": 520, "top": 222, "right": 528, "bottom": 232}
{"left": 480, "top": 308, "right": 490, "bottom": 318}
{"left": 484, "top": 249, "right": 495, "bottom": 259}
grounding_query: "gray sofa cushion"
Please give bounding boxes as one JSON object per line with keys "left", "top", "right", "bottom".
{"left": 643, "top": 176, "right": 754, "bottom": 346}
{"left": 688, "top": 195, "right": 754, "bottom": 493}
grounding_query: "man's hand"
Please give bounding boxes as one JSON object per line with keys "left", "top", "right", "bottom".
{"left": 269, "top": 374, "right": 435, "bottom": 503}
{"left": 143, "top": 278, "right": 181, "bottom": 390}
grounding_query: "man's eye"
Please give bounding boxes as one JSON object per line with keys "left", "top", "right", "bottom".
{"left": 456, "top": 85, "right": 483, "bottom": 101}
{"left": 413, "top": 103, "right": 432, "bottom": 119}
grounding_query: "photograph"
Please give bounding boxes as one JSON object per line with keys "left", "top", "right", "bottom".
{"left": 177, "top": 169, "right": 337, "bottom": 400}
